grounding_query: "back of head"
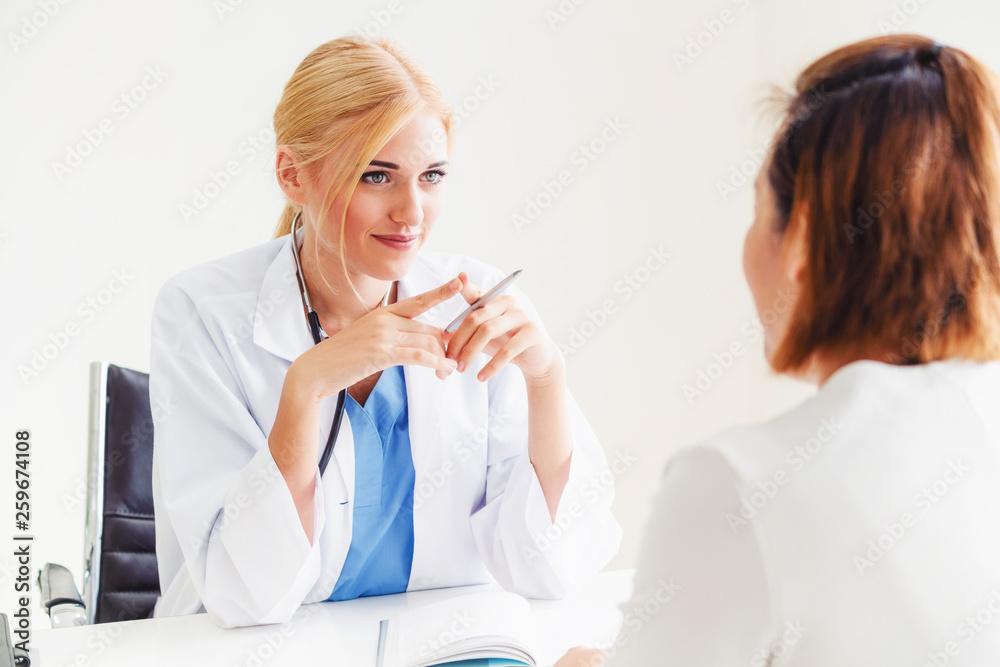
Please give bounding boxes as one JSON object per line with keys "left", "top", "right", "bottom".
{"left": 766, "top": 34, "right": 1000, "bottom": 372}
{"left": 271, "top": 36, "right": 454, "bottom": 239}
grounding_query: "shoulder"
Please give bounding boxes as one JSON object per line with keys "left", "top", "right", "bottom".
{"left": 155, "top": 236, "right": 287, "bottom": 308}
{"left": 151, "top": 236, "right": 288, "bottom": 347}
{"left": 674, "top": 367, "right": 867, "bottom": 486}
{"left": 685, "top": 359, "right": 1000, "bottom": 485}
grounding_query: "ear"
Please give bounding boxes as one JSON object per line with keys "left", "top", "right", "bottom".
{"left": 276, "top": 145, "right": 308, "bottom": 206}
{"left": 782, "top": 204, "right": 809, "bottom": 287}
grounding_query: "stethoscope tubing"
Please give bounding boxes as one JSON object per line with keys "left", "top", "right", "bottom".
{"left": 290, "top": 211, "right": 346, "bottom": 476}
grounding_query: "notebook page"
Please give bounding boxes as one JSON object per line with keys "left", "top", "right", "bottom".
{"left": 383, "top": 591, "right": 536, "bottom": 667}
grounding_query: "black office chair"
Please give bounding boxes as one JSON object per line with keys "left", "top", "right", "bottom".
{"left": 39, "top": 362, "right": 161, "bottom": 626}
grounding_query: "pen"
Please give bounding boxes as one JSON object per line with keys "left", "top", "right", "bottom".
{"left": 444, "top": 269, "right": 523, "bottom": 333}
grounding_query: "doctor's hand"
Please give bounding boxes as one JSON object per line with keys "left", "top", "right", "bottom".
{"left": 554, "top": 647, "right": 606, "bottom": 667}
{"left": 289, "top": 276, "right": 465, "bottom": 401}
{"left": 444, "top": 272, "right": 562, "bottom": 384}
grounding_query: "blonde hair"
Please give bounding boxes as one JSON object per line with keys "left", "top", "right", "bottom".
{"left": 272, "top": 36, "right": 454, "bottom": 299}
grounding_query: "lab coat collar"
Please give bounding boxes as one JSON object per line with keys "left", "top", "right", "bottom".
{"left": 251, "top": 230, "right": 469, "bottom": 363}
{"left": 251, "top": 228, "right": 315, "bottom": 364}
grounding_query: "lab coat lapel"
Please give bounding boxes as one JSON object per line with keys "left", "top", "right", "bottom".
{"left": 252, "top": 230, "right": 315, "bottom": 365}
{"left": 396, "top": 259, "right": 468, "bottom": 492}
{"left": 397, "top": 263, "right": 445, "bottom": 483}
{"left": 250, "top": 231, "right": 356, "bottom": 510}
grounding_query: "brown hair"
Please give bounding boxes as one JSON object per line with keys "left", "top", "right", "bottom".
{"left": 766, "top": 34, "right": 1000, "bottom": 372}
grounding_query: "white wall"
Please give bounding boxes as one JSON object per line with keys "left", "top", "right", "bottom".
{"left": 3, "top": 0, "right": 999, "bottom": 629}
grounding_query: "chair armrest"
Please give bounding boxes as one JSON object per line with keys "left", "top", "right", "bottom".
{"left": 37, "top": 564, "right": 87, "bottom": 628}
{"left": 0, "top": 613, "right": 30, "bottom": 666}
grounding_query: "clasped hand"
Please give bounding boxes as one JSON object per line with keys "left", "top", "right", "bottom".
{"left": 294, "top": 272, "right": 560, "bottom": 401}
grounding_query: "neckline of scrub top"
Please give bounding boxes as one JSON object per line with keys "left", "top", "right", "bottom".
{"left": 347, "top": 366, "right": 408, "bottom": 446}
{"left": 329, "top": 364, "right": 415, "bottom": 600}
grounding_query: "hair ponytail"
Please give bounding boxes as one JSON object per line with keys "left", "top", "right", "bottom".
{"left": 274, "top": 201, "right": 302, "bottom": 238}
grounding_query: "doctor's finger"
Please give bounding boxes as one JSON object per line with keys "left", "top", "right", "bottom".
{"left": 391, "top": 330, "right": 452, "bottom": 379}
{"left": 388, "top": 274, "right": 464, "bottom": 319}
{"left": 386, "top": 313, "right": 450, "bottom": 342}
{"left": 452, "top": 311, "right": 524, "bottom": 373}
{"left": 478, "top": 329, "right": 533, "bottom": 383}
{"left": 392, "top": 331, "right": 449, "bottom": 359}
{"left": 395, "top": 346, "right": 458, "bottom": 372}
{"left": 446, "top": 297, "right": 518, "bottom": 362}
{"left": 457, "top": 275, "right": 483, "bottom": 305}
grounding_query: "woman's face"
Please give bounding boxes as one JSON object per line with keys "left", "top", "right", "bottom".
{"left": 308, "top": 111, "right": 449, "bottom": 281}
{"left": 743, "top": 168, "right": 799, "bottom": 365}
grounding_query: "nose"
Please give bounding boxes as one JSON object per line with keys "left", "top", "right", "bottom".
{"left": 389, "top": 182, "right": 424, "bottom": 227}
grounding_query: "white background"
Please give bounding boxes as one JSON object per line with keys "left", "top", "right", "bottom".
{"left": 2, "top": 0, "right": 998, "bottom": 631}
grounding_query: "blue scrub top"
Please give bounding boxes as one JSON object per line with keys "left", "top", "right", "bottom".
{"left": 328, "top": 365, "right": 416, "bottom": 601}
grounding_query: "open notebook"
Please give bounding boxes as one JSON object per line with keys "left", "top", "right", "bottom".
{"left": 375, "top": 591, "right": 538, "bottom": 667}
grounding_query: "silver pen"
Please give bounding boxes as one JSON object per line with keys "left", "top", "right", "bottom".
{"left": 444, "top": 269, "right": 523, "bottom": 333}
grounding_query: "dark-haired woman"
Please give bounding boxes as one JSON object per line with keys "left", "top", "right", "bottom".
{"left": 559, "top": 34, "right": 1000, "bottom": 666}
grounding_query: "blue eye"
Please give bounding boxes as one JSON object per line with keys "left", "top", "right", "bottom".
{"left": 362, "top": 171, "right": 389, "bottom": 185}
{"left": 423, "top": 170, "right": 447, "bottom": 184}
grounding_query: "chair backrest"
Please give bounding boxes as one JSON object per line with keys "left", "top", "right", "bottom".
{"left": 82, "top": 362, "right": 160, "bottom": 623}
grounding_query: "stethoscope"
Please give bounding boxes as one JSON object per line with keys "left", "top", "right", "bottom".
{"left": 289, "top": 211, "right": 393, "bottom": 475}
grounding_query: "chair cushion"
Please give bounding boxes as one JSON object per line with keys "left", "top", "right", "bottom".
{"left": 95, "top": 365, "right": 160, "bottom": 623}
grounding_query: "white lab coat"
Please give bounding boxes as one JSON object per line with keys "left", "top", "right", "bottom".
{"left": 608, "top": 359, "right": 1000, "bottom": 666}
{"left": 149, "top": 230, "right": 622, "bottom": 628}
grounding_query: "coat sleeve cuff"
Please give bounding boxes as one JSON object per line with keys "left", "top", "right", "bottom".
{"left": 517, "top": 444, "right": 622, "bottom": 589}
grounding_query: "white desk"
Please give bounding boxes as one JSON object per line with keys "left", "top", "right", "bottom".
{"left": 30, "top": 570, "right": 632, "bottom": 667}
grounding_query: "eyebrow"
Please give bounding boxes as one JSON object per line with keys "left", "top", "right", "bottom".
{"left": 368, "top": 160, "right": 449, "bottom": 170}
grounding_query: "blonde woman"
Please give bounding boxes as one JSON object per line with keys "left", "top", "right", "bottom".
{"left": 149, "top": 36, "right": 621, "bottom": 628}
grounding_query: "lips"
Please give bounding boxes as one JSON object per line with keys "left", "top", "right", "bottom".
{"left": 373, "top": 234, "right": 418, "bottom": 242}
{"left": 372, "top": 233, "right": 420, "bottom": 251}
